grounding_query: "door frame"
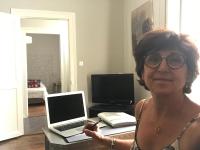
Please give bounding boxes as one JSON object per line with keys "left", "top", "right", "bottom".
{"left": 11, "top": 9, "right": 78, "bottom": 117}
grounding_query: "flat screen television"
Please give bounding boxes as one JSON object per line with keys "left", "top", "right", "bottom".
{"left": 91, "top": 73, "right": 134, "bottom": 105}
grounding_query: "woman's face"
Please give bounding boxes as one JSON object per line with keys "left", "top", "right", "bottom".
{"left": 142, "top": 50, "right": 188, "bottom": 95}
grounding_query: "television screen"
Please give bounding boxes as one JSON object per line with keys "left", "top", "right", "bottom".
{"left": 91, "top": 73, "right": 134, "bottom": 105}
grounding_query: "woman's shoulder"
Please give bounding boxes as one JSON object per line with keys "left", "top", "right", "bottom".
{"left": 134, "top": 99, "right": 149, "bottom": 119}
{"left": 182, "top": 111, "right": 200, "bottom": 149}
{"left": 185, "top": 103, "right": 200, "bottom": 134}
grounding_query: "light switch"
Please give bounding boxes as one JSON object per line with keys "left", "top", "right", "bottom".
{"left": 79, "top": 61, "right": 84, "bottom": 66}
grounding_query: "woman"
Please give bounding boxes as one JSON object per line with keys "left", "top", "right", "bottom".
{"left": 83, "top": 30, "right": 200, "bottom": 150}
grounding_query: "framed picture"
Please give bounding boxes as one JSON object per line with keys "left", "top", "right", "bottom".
{"left": 131, "top": 1, "right": 154, "bottom": 51}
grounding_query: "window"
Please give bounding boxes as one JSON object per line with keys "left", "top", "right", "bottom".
{"left": 167, "top": 0, "right": 200, "bottom": 104}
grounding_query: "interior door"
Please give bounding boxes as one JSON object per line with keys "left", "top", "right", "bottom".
{"left": 0, "top": 12, "right": 24, "bottom": 141}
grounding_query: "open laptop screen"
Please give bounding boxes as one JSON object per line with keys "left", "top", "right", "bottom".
{"left": 47, "top": 93, "right": 85, "bottom": 124}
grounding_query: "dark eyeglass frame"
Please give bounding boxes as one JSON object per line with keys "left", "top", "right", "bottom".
{"left": 144, "top": 52, "right": 186, "bottom": 69}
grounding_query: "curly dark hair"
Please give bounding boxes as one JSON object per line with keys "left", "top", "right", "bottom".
{"left": 133, "top": 29, "right": 199, "bottom": 93}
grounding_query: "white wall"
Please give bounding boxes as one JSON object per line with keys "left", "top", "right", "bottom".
{"left": 27, "top": 34, "right": 60, "bottom": 93}
{"left": 0, "top": 0, "right": 124, "bottom": 105}
{"left": 0, "top": 0, "right": 167, "bottom": 103}
{"left": 123, "top": 0, "right": 166, "bottom": 101}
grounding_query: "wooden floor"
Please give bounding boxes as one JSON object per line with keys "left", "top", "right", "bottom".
{"left": 25, "top": 103, "right": 47, "bottom": 135}
{"left": 0, "top": 133, "right": 45, "bottom": 150}
{"left": 28, "top": 103, "right": 46, "bottom": 117}
{"left": 0, "top": 103, "right": 46, "bottom": 150}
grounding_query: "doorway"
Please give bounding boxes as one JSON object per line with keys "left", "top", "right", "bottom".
{"left": 27, "top": 33, "right": 61, "bottom": 117}
{"left": 23, "top": 19, "right": 68, "bottom": 134}
{"left": 22, "top": 19, "right": 68, "bottom": 119}
{"left": 11, "top": 9, "right": 77, "bottom": 134}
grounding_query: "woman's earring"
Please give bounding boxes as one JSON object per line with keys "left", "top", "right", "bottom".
{"left": 184, "top": 82, "right": 191, "bottom": 93}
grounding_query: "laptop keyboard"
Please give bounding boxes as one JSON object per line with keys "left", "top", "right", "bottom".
{"left": 55, "top": 120, "right": 85, "bottom": 131}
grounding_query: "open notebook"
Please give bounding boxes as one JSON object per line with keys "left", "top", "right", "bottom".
{"left": 45, "top": 91, "right": 87, "bottom": 138}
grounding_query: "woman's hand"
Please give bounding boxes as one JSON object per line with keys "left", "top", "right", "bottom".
{"left": 83, "top": 121, "right": 104, "bottom": 141}
{"left": 83, "top": 120, "right": 134, "bottom": 150}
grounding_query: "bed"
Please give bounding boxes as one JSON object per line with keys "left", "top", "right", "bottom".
{"left": 28, "top": 82, "right": 48, "bottom": 104}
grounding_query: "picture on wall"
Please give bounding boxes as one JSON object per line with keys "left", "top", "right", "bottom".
{"left": 131, "top": 1, "right": 154, "bottom": 51}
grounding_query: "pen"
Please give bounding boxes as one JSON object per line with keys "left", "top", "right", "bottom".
{"left": 81, "top": 119, "right": 102, "bottom": 134}
{"left": 90, "top": 119, "right": 102, "bottom": 128}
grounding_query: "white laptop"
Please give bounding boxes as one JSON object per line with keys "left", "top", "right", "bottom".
{"left": 45, "top": 91, "right": 88, "bottom": 138}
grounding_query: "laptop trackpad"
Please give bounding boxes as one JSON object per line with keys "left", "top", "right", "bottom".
{"left": 75, "top": 126, "right": 84, "bottom": 131}
{"left": 63, "top": 127, "right": 83, "bottom": 137}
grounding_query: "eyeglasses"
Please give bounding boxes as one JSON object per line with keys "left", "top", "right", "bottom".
{"left": 144, "top": 52, "right": 186, "bottom": 69}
